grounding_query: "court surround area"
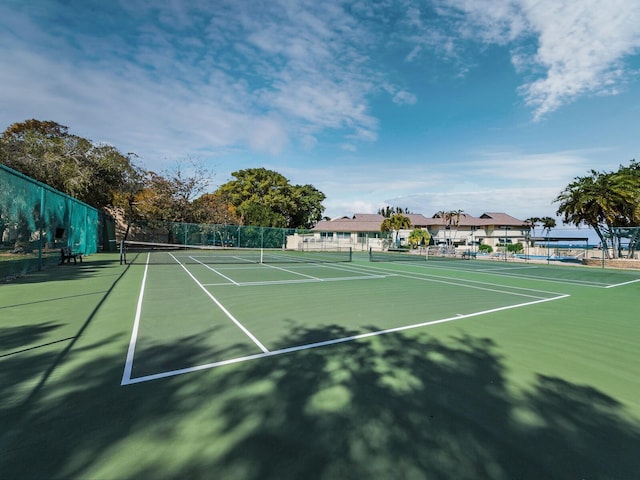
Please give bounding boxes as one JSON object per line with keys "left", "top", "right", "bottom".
{"left": 1, "top": 250, "right": 639, "bottom": 479}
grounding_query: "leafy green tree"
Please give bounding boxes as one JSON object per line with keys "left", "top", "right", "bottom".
{"left": 216, "top": 168, "right": 325, "bottom": 228}
{"left": 1, "top": 119, "right": 139, "bottom": 209}
{"left": 1, "top": 120, "right": 71, "bottom": 193}
{"left": 288, "top": 184, "right": 326, "bottom": 229}
{"left": 191, "top": 191, "right": 239, "bottom": 225}
{"left": 507, "top": 242, "right": 524, "bottom": 253}
{"left": 238, "top": 202, "right": 286, "bottom": 228}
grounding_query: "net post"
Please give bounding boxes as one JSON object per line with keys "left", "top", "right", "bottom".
{"left": 349, "top": 247, "right": 352, "bottom": 262}
{"left": 119, "top": 240, "right": 125, "bottom": 265}
{"left": 38, "top": 186, "right": 45, "bottom": 271}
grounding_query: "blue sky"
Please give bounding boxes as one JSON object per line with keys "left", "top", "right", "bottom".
{"left": 1, "top": 0, "right": 640, "bottom": 223}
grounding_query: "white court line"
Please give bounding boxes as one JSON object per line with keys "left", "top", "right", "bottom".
{"left": 120, "top": 254, "right": 150, "bottom": 385}
{"left": 481, "top": 265, "right": 540, "bottom": 271}
{"left": 171, "top": 253, "right": 269, "bottom": 353}
{"left": 314, "top": 262, "right": 394, "bottom": 278}
{"left": 190, "top": 256, "right": 239, "bottom": 285}
{"left": 122, "top": 292, "right": 569, "bottom": 385}
{"left": 236, "top": 275, "right": 390, "bottom": 287}
{"left": 605, "top": 278, "right": 640, "bottom": 289}
{"left": 189, "top": 254, "right": 254, "bottom": 264}
{"left": 261, "top": 262, "right": 322, "bottom": 281}
{"left": 201, "top": 275, "right": 390, "bottom": 287}
{"left": 200, "top": 259, "right": 391, "bottom": 287}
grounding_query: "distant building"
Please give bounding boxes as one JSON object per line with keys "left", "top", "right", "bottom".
{"left": 298, "top": 212, "right": 531, "bottom": 251}
{"left": 422, "top": 212, "right": 531, "bottom": 248}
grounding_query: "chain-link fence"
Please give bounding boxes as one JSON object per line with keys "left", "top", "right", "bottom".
{"left": 126, "top": 220, "right": 311, "bottom": 250}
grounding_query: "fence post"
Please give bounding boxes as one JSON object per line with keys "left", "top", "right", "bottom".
{"left": 38, "top": 187, "right": 45, "bottom": 270}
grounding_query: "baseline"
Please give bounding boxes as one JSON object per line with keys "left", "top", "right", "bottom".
{"left": 605, "top": 278, "right": 640, "bottom": 289}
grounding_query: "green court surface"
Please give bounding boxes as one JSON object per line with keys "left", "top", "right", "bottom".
{"left": 1, "top": 253, "right": 639, "bottom": 479}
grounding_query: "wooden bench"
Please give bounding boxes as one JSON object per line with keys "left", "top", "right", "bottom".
{"left": 59, "top": 246, "right": 82, "bottom": 264}
{"left": 461, "top": 250, "right": 477, "bottom": 260}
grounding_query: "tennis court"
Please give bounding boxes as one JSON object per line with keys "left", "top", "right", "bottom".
{"left": 123, "top": 247, "right": 582, "bottom": 384}
{"left": 2, "top": 250, "right": 639, "bottom": 479}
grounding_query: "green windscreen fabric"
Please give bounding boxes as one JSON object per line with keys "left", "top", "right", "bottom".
{"left": 0, "top": 164, "right": 105, "bottom": 279}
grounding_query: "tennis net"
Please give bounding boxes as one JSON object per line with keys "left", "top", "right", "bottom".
{"left": 122, "top": 241, "right": 352, "bottom": 265}
{"left": 369, "top": 247, "right": 483, "bottom": 263}
{"left": 368, "top": 248, "right": 427, "bottom": 262}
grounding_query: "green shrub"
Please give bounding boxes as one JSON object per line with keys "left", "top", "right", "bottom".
{"left": 478, "top": 244, "right": 492, "bottom": 253}
{"left": 507, "top": 242, "right": 524, "bottom": 253}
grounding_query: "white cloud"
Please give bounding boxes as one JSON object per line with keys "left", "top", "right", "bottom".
{"left": 324, "top": 199, "right": 382, "bottom": 218}
{"left": 314, "top": 148, "right": 619, "bottom": 220}
{"left": 458, "top": 150, "right": 598, "bottom": 183}
{"left": 405, "top": 45, "right": 422, "bottom": 62}
{"left": 519, "top": 0, "right": 640, "bottom": 120}
{"left": 0, "top": 0, "right": 383, "bottom": 163}
{"left": 386, "top": 185, "right": 562, "bottom": 220}
{"left": 246, "top": 117, "right": 290, "bottom": 155}
{"left": 341, "top": 144, "right": 357, "bottom": 152}
{"left": 392, "top": 90, "right": 418, "bottom": 105}
{"left": 439, "top": 0, "right": 640, "bottom": 119}
{"left": 2, "top": 0, "right": 638, "bottom": 230}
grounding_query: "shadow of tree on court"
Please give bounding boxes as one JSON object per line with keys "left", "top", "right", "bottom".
{"left": 0, "top": 321, "right": 67, "bottom": 354}
{"left": 0, "top": 322, "right": 70, "bottom": 410}
{"left": 1, "top": 323, "right": 639, "bottom": 480}
{"left": 2, "top": 255, "right": 123, "bottom": 285}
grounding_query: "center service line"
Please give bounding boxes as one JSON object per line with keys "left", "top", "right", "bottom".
{"left": 170, "top": 253, "right": 269, "bottom": 353}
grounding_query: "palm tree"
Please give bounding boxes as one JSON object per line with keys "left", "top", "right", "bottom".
{"left": 524, "top": 217, "right": 540, "bottom": 237}
{"left": 433, "top": 210, "right": 464, "bottom": 246}
{"left": 555, "top": 168, "right": 639, "bottom": 258}
{"left": 448, "top": 209, "right": 464, "bottom": 245}
{"left": 555, "top": 170, "right": 608, "bottom": 254}
{"left": 540, "top": 216, "right": 556, "bottom": 237}
{"left": 408, "top": 228, "right": 431, "bottom": 249}
{"left": 380, "top": 214, "right": 412, "bottom": 247}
